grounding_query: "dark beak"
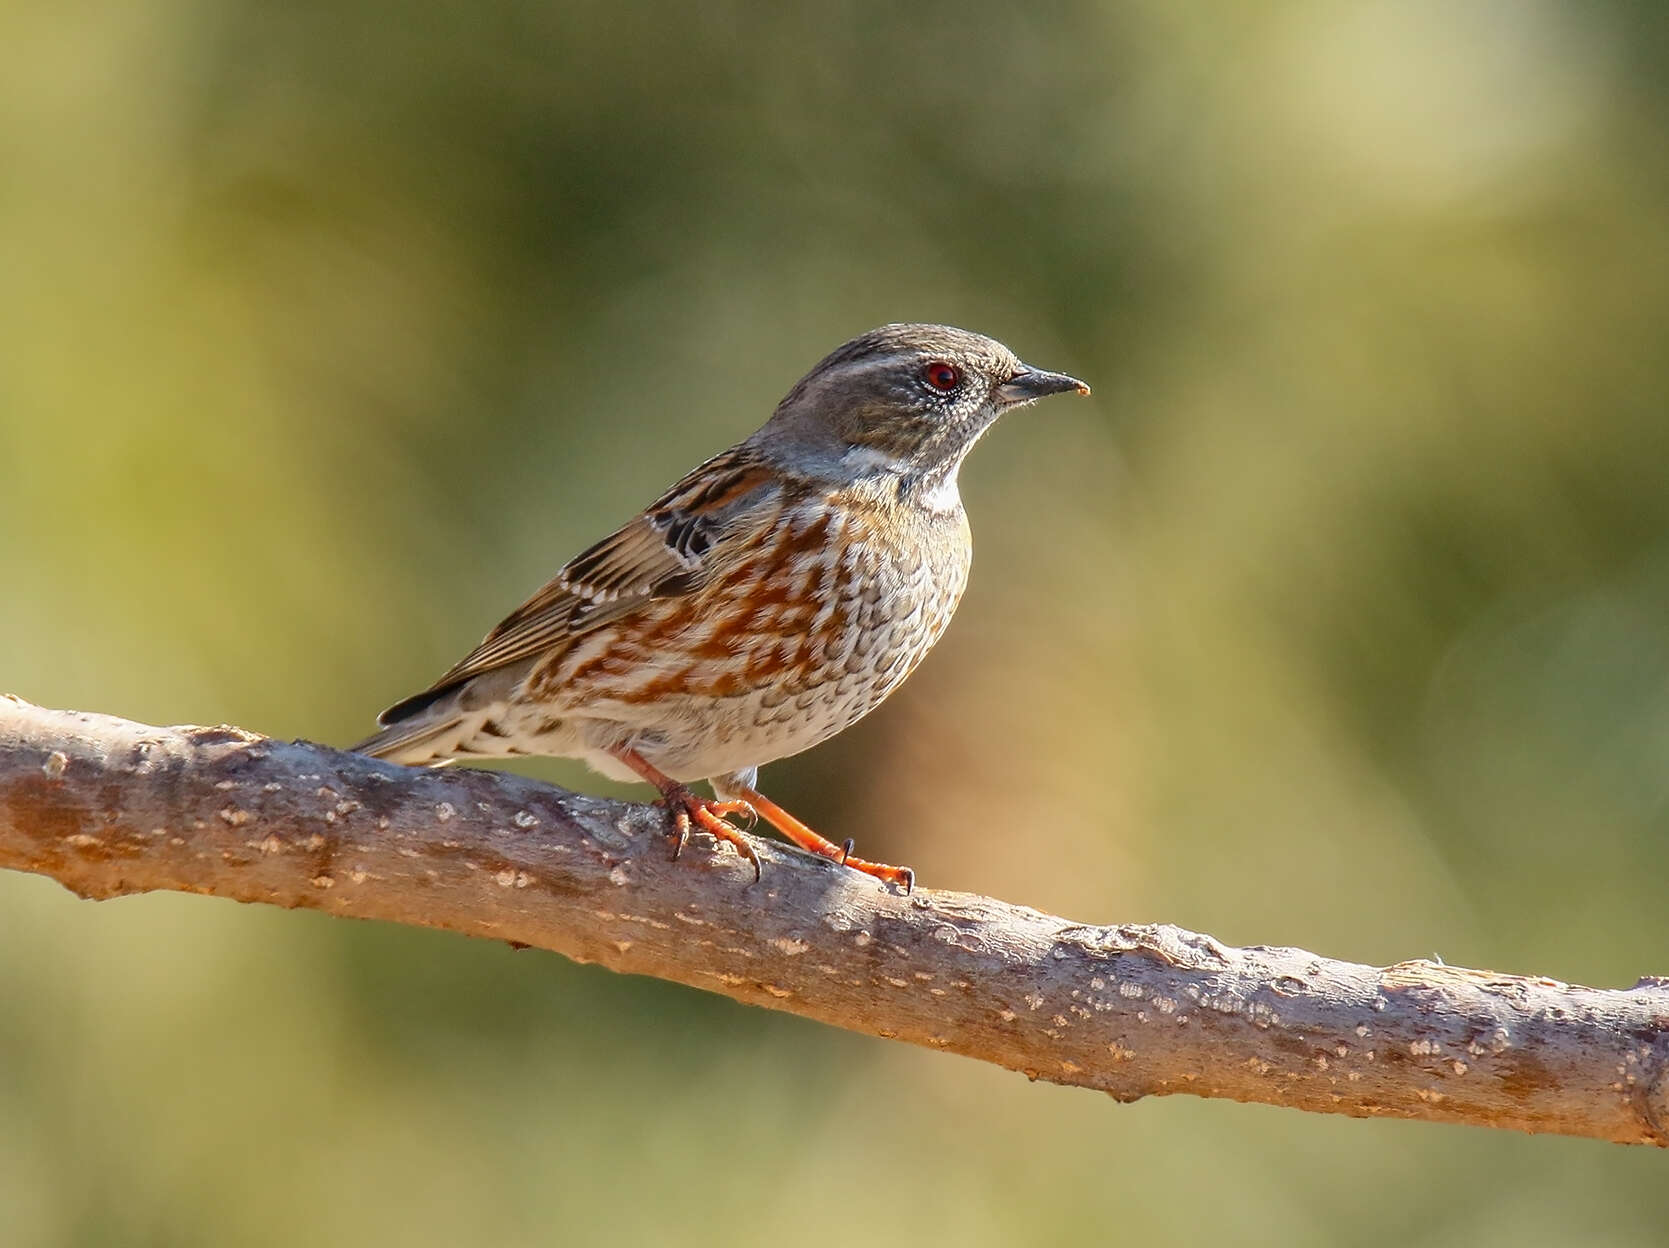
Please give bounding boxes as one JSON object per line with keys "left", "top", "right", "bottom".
{"left": 997, "top": 366, "right": 1091, "bottom": 406}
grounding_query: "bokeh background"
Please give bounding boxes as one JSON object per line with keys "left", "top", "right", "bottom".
{"left": 4, "top": 1, "right": 1669, "bottom": 1243}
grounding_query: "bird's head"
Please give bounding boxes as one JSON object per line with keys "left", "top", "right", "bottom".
{"left": 753, "top": 323, "right": 1089, "bottom": 503}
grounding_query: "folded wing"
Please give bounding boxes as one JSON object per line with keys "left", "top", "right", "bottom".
{"left": 369, "top": 445, "right": 779, "bottom": 730}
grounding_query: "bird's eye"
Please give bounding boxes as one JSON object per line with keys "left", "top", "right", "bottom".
{"left": 924, "top": 361, "right": 961, "bottom": 391}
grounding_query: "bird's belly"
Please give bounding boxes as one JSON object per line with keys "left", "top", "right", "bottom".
{"left": 568, "top": 515, "right": 971, "bottom": 782}
{"left": 616, "top": 639, "right": 937, "bottom": 782}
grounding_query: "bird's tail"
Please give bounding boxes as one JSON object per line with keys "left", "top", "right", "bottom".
{"left": 350, "top": 714, "right": 467, "bottom": 766}
{"left": 351, "top": 682, "right": 505, "bottom": 766}
{"left": 354, "top": 661, "right": 537, "bottom": 765}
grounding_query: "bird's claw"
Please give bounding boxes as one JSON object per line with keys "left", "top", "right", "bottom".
{"left": 657, "top": 789, "right": 762, "bottom": 882}
{"left": 667, "top": 808, "right": 692, "bottom": 861}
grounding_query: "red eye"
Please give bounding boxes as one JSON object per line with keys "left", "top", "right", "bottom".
{"left": 924, "top": 361, "right": 961, "bottom": 391}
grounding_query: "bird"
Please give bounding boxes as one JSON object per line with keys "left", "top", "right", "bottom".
{"left": 354, "top": 323, "right": 1089, "bottom": 892}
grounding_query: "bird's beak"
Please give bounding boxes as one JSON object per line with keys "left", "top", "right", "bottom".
{"left": 996, "top": 366, "right": 1092, "bottom": 406}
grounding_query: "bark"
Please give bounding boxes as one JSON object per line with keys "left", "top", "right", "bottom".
{"left": 2, "top": 695, "right": 1665, "bottom": 1146}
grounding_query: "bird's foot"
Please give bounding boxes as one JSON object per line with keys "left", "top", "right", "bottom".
{"left": 659, "top": 786, "right": 762, "bottom": 882}
{"left": 821, "top": 844, "right": 914, "bottom": 894}
{"left": 739, "top": 788, "right": 914, "bottom": 894}
{"left": 609, "top": 747, "right": 763, "bottom": 882}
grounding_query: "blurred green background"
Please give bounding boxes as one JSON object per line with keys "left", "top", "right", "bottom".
{"left": 4, "top": 0, "right": 1668, "bottom": 1243}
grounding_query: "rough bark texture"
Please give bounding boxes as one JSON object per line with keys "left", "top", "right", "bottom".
{"left": 2, "top": 696, "right": 1666, "bottom": 1146}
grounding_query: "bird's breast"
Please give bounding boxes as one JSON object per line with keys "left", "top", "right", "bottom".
{"left": 547, "top": 490, "right": 971, "bottom": 761}
{"left": 729, "top": 492, "right": 971, "bottom": 719}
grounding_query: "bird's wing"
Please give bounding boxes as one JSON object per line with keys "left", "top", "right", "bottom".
{"left": 376, "top": 445, "right": 778, "bottom": 725}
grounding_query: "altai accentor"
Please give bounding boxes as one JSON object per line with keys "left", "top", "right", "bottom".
{"left": 355, "top": 324, "right": 1090, "bottom": 892}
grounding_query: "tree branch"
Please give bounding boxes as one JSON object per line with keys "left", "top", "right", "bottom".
{"left": 2, "top": 696, "right": 1665, "bottom": 1146}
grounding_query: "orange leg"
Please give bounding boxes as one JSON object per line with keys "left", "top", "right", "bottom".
{"left": 611, "top": 748, "right": 762, "bottom": 882}
{"left": 731, "top": 784, "right": 915, "bottom": 895}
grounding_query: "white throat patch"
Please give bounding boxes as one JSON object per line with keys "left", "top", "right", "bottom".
{"left": 917, "top": 471, "right": 963, "bottom": 514}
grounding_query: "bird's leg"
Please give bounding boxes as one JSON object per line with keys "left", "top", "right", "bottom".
{"left": 730, "top": 784, "right": 915, "bottom": 895}
{"left": 610, "top": 748, "right": 761, "bottom": 882}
